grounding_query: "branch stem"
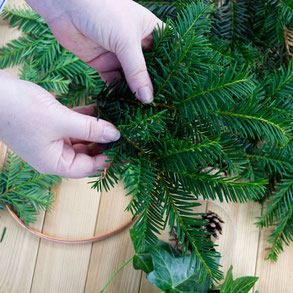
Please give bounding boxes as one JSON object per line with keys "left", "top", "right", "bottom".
{"left": 100, "top": 256, "right": 134, "bottom": 293}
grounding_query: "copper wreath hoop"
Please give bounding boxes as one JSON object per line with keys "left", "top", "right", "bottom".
{"left": 6, "top": 205, "right": 136, "bottom": 244}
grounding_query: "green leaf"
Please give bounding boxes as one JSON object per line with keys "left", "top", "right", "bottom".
{"left": 133, "top": 252, "right": 154, "bottom": 274}
{"left": 220, "top": 266, "right": 258, "bottom": 293}
{"left": 146, "top": 242, "right": 212, "bottom": 292}
{"left": 130, "top": 227, "right": 154, "bottom": 273}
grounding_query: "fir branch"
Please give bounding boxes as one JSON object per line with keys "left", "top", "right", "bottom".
{"left": 1, "top": 6, "right": 47, "bottom": 35}
{"left": 0, "top": 153, "right": 61, "bottom": 225}
{"left": 257, "top": 176, "right": 293, "bottom": 261}
{"left": 213, "top": 101, "right": 291, "bottom": 144}
{"left": 169, "top": 169, "right": 266, "bottom": 203}
{"left": 162, "top": 179, "right": 222, "bottom": 281}
{"left": 177, "top": 68, "right": 252, "bottom": 119}
{"left": 266, "top": 61, "right": 293, "bottom": 99}
{"left": 0, "top": 36, "right": 41, "bottom": 68}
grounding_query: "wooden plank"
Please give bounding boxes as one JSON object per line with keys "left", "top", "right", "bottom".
{"left": 0, "top": 142, "right": 7, "bottom": 166}
{"left": 206, "top": 200, "right": 261, "bottom": 287}
{"left": 207, "top": 200, "right": 262, "bottom": 277}
{"left": 0, "top": 140, "right": 45, "bottom": 293}
{"left": 0, "top": 209, "right": 45, "bottom": 293}
{"left": 139, "top": 200, "right": 207, "bottom": 293}
{"left": 254, "top": 227, "right": 293, "bottom": 293}
{"left": 30, "top": 178, "right": 101, "bottom": 293}
{"left": 85, "top": 181, "right": 142, "bottom": 293}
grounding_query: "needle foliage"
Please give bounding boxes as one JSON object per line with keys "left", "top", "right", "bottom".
{"left": 0, "top": 0, "right": 293, "bottom": 288}
{"left": 0, "top": 153, "right": 60, "bottom": 225}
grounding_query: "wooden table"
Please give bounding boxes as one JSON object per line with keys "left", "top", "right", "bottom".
{"left": 1, "top": 1, "right": 293, "bottom": 292}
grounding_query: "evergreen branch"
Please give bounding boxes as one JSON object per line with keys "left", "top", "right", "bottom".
{"left": 36, "top": 37, "right": 61, "bottom": 70}
{"left": 258, "top": 176, "right": 293, "bottom": 261}
{"left": 0, "top": 36, "right": 41, "bottom": 68}
{"left": 217, "top": 111, "right": 286, "bottom": 135}
{"left": 10, "top": 190, "right": 53, "bottom": 210}
{"left": 214, "top": 107, "right": 290, "bottom": 144}
{"left": 123, "top": 156, "right": 158, "bottom": 214}
{"left": 157, "top": 138, "right": 222, "bottom": 171}
{"left": 1, "top": 6, "right": 47, "bottom": 34}
{"left": 258, "top": 176, "right": 293, "bottom": 228}
{"left": 162, "top": 179, "right": 222, "bottom": 281}
{"left": 156, "top": 34, "right": 196, "bottom": 95}
{"left": 177, "top": 68, "right": 251, "bottom": 119}
{"left": 36, "top": 53, "right": 80, "bottom": 82}
{"left": 0, "top": 153, "right": 60, "bottom": 225}
{"left": 171, "top": 169, "right": 266, "bottom": 203}
{"left": 38, "top": 76, "right": 71, "bottom": 95}
{"left": 180, "top": 78, "right": 249, "bottom": 105}
{"left": 248, "top": 149, "right": 293, "bottom": 174}
{"left": 266, "top": 212, "right": 293, "bottom": 261}
{"left": 266, "top": 61, "right": 293, "bottom": 99}
{"left": 156, "top": 2, "right": 212, "bottom": 95}
{"left": 89, "top": 146, "right": 125, "bottom": 192}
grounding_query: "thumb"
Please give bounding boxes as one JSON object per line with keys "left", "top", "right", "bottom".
{"left": 57, "top": 107, "right": 120, "bottom": 143}
{"left": 117, "top": 42, "right": 153, "bottom": 103}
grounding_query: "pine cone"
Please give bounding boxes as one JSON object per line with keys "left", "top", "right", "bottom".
{"left": 202, "top": 211, "right": 224, "bottom": 240}
{"left": 169, "top": 211, "right": 224, "bottom": 254}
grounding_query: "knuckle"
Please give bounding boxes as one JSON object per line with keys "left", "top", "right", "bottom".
{"left": 84, "top": 117, "right": 102, "bottom": 142}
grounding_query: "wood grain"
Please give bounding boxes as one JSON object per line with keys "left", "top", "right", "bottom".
{"left": 85, "top": 182, "right": 141, "bottom": 293}
{"left": 0, "top": 142, "right": 45, "bottom": 293}
{"left": 31, "top": 179, "right": 101, "bottom": 293}
{"left": 254, "top": 227, "right": 293, "bottom": 293}
{"left": 206, "top": 200, "right": 261, "bottom": 281}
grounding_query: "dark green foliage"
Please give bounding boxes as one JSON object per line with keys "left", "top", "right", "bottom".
{"left": 132, "top": 238, "right": 213, "bottom": 292}
{"left": 131, "top": 236, "right": 257, "bottom": 292}
{"left": 1, "top": 0, "right": 293, "bottom": 285}
{"left": 146, "top": 243, "right": 212, "bottom": 292}
{"left": 0, "top": 153, "right": 61, "bottom": 225}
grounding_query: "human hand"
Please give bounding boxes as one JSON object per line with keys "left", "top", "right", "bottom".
{"left": 26, "top": 0, "right": 163, "bottom": 103}
{"left": 0, "top": 71, "right": 120, "bottom": 178}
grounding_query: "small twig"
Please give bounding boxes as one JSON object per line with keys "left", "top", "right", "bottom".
{"left": 0, "top": 227, "right": 7, "bottom": 243}
{"left": 100, "top": 256, "right": 134, "bottom": 293}
{"left": 153, "top": 102, "right": 175, "bottom": 110}
{"left": 283, "top": 26, "right": 293, "bottom": 66}
{"left": 123, "top": 136, "right": 145, "bottom": 155}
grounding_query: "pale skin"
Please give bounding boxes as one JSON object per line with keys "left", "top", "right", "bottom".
{"left": 0, "top": 0, "right": 163, "bottom": 178}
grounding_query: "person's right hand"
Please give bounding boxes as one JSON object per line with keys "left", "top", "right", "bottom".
{"left": 26, "top": 0, "right": 163, "bottom": 103}
{"left": 0, "top": 70, "right": 120, "bottom": 178}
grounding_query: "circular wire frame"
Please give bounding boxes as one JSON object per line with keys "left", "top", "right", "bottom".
{"left": 6, "top": 205, "right": 136, "bottom": 244}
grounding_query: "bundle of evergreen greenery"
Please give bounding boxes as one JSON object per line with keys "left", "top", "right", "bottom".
{"left": 0, "top": 0, "right": 293, "bottom": 289}
{"left": 0, "top": 153, "right": 60, "bottom": 225}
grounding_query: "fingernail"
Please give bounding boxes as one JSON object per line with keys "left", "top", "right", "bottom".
{"left": 137, "top": 86, "right": 153, "bottom": 103}
{"left": 103, "top": 126, "right": 121, "bottom": 142}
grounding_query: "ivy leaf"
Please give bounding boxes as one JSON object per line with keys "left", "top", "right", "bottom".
{"left": 133, "top": 251, "right": 154, "bottom": 274}
{"left": 146, "top": 242, "right": 211, "bottom": 292}
{"left": 220, "top": 266, "right": 258, "bottom": 293}
{"left": 130, "top": 228, "right": 153, "bottom": 273}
